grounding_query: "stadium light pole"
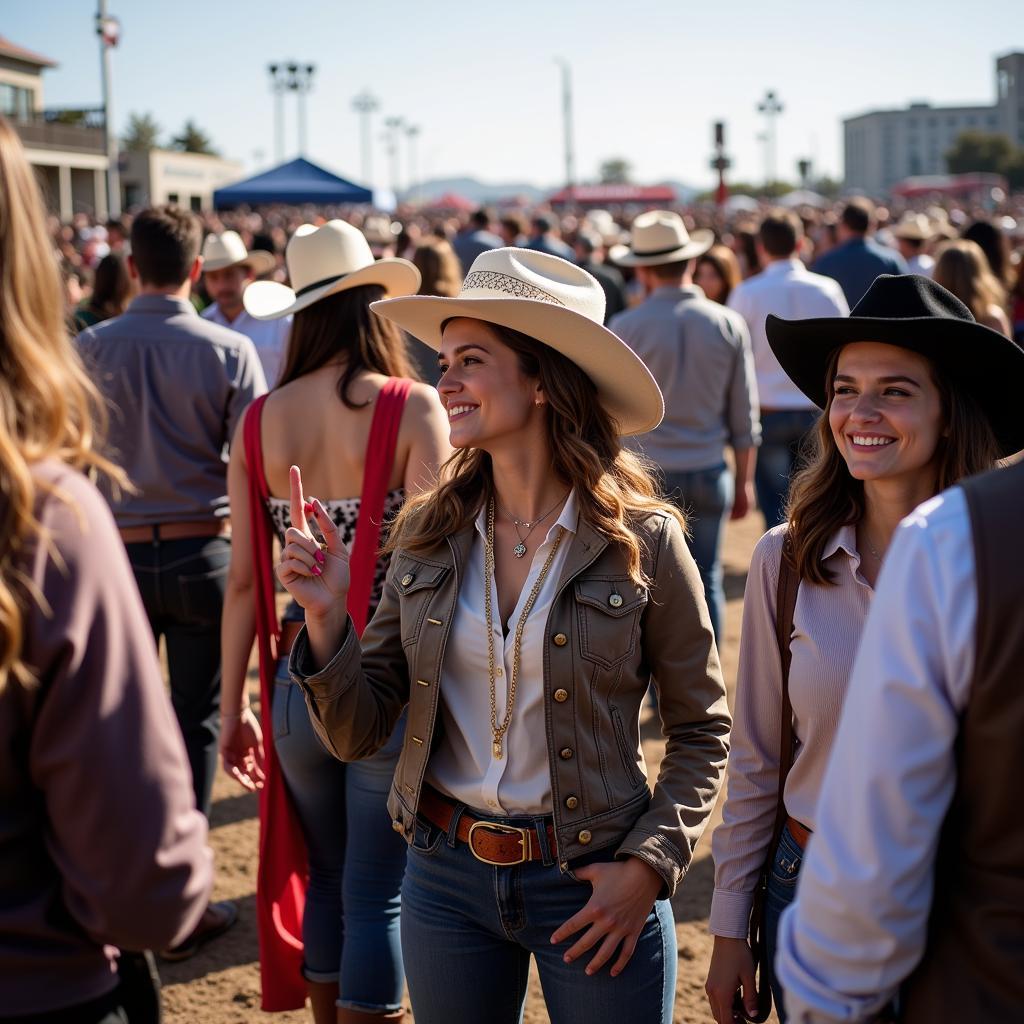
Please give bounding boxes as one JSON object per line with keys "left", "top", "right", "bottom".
{"left": 554, "top": 57, "right": 575, "bottom": 193}
{"left": 96, "top": 1, "right": 121, "bottom": 217}
{"left": 352, "top": 89, "right": 379, "bottom": 187}
{"left": 757, "top": 89, "right": 784, "bottom": 188}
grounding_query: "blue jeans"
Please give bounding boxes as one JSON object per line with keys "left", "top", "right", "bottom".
{"left": 126, "top": 534, "right": 231, "bottom": 818}
{"left": 400, "top": 810, "right": 677, "bottom": 1024}
{"left": 273, "top": 660, "right": 407, "bottom": 1012}
{"left": 754, "top": 410, "right": 819, "bottom": 530}
{"left": 661, "top": 465, "right": 733, "bottom": 644}
{"left": 763, "top": 824, "right": 804, "bottom": 1024}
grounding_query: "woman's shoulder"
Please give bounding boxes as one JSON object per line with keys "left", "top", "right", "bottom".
{"left": 750, "top": 523, "right": 789, "bottom": 585}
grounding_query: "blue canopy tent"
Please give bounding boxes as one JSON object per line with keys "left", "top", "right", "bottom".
{"left": 213, "top": 157, "right": 373, "bottom": 208}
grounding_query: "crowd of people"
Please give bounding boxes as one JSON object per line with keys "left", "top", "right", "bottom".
{"left": 4, "top": 99, "right": 1024, "bottom": 1024}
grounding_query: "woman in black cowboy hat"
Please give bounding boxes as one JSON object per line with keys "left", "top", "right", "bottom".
{"left": 705, "top": 274, "right": 1024, "bottom": 1024}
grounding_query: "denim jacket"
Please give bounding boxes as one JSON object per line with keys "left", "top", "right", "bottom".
{"left": 290, "top": 510, "right": 731, "bottom": 896}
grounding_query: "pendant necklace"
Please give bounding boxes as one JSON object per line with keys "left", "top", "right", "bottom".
{"left": 498, "top": 491, "right": 568, "bottom": 558}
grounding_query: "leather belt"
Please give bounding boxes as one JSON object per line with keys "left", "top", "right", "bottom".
{"left": 418, "top": 786, "right": 557, "bottom": 866}
{"left": 785, "top": 815, "right": 812, "bottom": 849}
{"left": 278, "top": 619, "right": 303, "bottom": 658}
{"left": 119, "top": 519, "right": 231, "bottom": 544}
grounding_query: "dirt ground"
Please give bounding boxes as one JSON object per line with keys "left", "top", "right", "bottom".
{"left": 160, "top": 511, "right": 774, "bottom": 1024}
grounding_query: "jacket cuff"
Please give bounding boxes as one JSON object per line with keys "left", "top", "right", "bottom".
{"left": 288, "top": 617, "right": 359, "bottom": 700}
{"left": 708, "top": 887, "right": 754, "bottom": 938}
{"left": 616, "top": 830, "right": 685, "bottom": 900}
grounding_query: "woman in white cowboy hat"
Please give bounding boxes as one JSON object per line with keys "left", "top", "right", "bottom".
{"left": 275, "top": 247, "right": 732, "bottom": 1024}
{"left": 705, "top": 274, "right": 1024, "bottom": 1024}
{"left": 219, "top": 219, "right": 450, "bottom": 1022}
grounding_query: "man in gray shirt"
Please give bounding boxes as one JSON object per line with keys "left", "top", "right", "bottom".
{"left": 611, "top": 211, "right": 759, "bottom": 643}
{"left": 79, "top": 206, "right": 266, "bottom": 958}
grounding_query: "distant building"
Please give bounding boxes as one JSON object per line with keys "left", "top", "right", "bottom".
{"left": 1, "top": 35, "right": 110, "bottom": 219}
{"left": 120, "top": 149, "right": 243, "bottom": 211}
{"left": 843, "top": 51, "right": 1024, "bottom": 196}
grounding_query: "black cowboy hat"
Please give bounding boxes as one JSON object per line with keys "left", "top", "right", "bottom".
{"left": 766, "top": 274, "right": 1024, "bottom": 457}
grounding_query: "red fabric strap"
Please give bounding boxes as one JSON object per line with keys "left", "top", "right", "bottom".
{"left": 347, "top": 377, "right": 413, "bottom": 636}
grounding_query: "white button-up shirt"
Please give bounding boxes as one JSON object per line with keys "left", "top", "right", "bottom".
{"left": 202, "top": 303, "right": 291, "bottom": 387}
{"left": 426, "top": 492, "right": 578, "bottom": 815}
{"left": 727, "top": 258, "right": 849, "bottom": 411}
{"left": 776, "top": 488, "right": 976, "bottom": 1023}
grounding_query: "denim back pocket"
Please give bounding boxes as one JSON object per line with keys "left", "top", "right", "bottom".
{"left": 769, "top": 827, "right": 804, "bottom": 888}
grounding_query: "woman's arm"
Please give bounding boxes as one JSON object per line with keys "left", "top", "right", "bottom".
{"left": 218, "top": 413, "right": 265, "bottom": 790}
{"left": 400, "top": 382, "right": 452, "bottom": 496}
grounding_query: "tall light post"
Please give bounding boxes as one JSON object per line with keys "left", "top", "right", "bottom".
{"left": 554, "top": 57, "right": 575, "bottom": 192}
{"left": 268, "top": 63, "right": 287, "bottom": 163}
{"left": 95, "top": 1, "right": 121, "bottom": 217}
{"left": 757, "top": 89, "right": 784, "bottom": 188}
{"left": 384, "top": 116, "right": 404, "bottom": 196}
{"left": 269, "top": 62, "right": 316, "bottom": 160}
{"left": 289, "top": 62, "right": 316, "bottom": 156}
{"left": 352, "top": 89, "right": 379, "bottom": 187}
{"left": 405, "top": 123, "right": 420, "bottom": 203}
{"left": 710, "top": 120, "right": 731, "bottom": 210}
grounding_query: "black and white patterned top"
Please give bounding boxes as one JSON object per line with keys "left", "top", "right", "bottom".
{"left": 267, "top": 488, "right": 405, "bottom": 617}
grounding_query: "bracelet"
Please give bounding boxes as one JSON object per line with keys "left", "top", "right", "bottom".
{"left": 220, "top": 707, "right": 250, "bottom": 721}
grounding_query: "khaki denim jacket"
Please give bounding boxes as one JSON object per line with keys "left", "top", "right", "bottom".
{"left": 289, "top": 510, "right": 731, "bottom": 897}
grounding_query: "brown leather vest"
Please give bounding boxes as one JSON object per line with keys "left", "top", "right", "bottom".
{"left": 902, "top": 461, "right": 1024, "bottom": 1022}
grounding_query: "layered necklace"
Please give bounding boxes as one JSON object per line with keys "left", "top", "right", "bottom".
{"left": 497, "top": 492, "right": 567, "bottom": 558}
{"left": 483, "top": 498, "right": 564, "bottom": 760}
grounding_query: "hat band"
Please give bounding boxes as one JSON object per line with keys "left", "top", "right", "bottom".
{"left": 631, "top": 241, "right": 693, "bottom": 258}
{"left": 295, "top": 272, "right": 347, "bottom": 298}
{"left": 461, "top": 270, "right": 564, "bottom": 305}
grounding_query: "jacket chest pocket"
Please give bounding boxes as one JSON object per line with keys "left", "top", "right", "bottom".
{"left": 393, "top": 556, "right": 450, "bottom": 649}
{"left": 573, "top": 577, "right": 648, "bottom": 669}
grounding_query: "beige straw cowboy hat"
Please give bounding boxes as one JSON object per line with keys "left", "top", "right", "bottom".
{"left": 892, "top": 213, "right": 934, "bottom": 242}
{"left": 244, "top": 219, "right": 420, "bottom": 320}
{"left": 611, "top": 210, "right": 714, "bottom": 267}
{"left": 370, "top": 247, "right": 664, "bottom": 436}
{"left": 201, "top": 231, "right": 276, "bottom": 276}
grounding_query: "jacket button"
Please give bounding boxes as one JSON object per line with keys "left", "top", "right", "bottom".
{"left": 560, "top": 747, "right": 574, "bottom": 760}
{"left": 401, "top": 573, "right": 414, "bottom": 587}
{"left": 565, "top": 795, "right": 579, "bottom": 810}
{"left": 553, "top": 633, "right": 568, "bottom": 647}
{"left": 392, "top": 820, "right": 403, "bottom": 833}
{"left": 553, "top": 688, "right": 569, "bottom": 703}
{"left": 578, "top": 829, "right": 592, "bottom": 845}
{"left": 609, "top": 593, "right": 623, "bottom": 608}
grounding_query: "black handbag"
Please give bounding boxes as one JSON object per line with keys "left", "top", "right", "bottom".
{"left": 116, "top": 951, "right": 162, "bottom": 1024}
{"left": 733, "top": 535, "right": 799, "bottom": 1024}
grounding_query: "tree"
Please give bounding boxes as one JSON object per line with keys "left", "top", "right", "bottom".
{"left": 171, "top": 120, "right": 218, "bottom": 156}
{"left": 122, "top": 112, "right": 161, "bottom": 151}
{"left": 945, "top": 131, "right": 1014, "bottom": 175}
{"left": 598, "top": 157, "right": 632, "bottom": 184}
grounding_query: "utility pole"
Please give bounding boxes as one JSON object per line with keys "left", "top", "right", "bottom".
{"left": 95, "top": 1, "right": 121, "bottom": 217}
{"left": 554, "top": 57, "right": 575, "bottom": 192}
{"left": 352, "top": 89, "right": 379, "bottom": 186}
{"left": 405, "top": 123, "right": 420, "bottom": 203}
{"left": 757, "top": 89, "right": 784, "bottom": 189}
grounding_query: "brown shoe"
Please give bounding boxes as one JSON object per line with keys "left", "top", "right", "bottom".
{"left": 159, "top": 899, "right": 238, "bottom": 962}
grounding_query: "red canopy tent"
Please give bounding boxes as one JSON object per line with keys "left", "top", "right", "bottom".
{"left": 424, "top": 192, "right": 476, "bottom": 212}
{"left": 548, "top": 184, "right": 677, "bottom": 207}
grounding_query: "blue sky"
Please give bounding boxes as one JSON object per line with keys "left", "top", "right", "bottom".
{"left": 7, "top": 0, "right": 1021, "bottom": 192}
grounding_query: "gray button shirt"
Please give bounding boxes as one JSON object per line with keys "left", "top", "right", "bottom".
{"left": 79, "top": 294, "right": 267, "bottom": 526}
{"left": 610, "top": 285, "right": 760, "bottom": 473}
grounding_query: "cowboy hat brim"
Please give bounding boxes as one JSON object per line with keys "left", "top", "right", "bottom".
{"left": 766, "top": 312, "right": 1024, "bottom": 457}
{"left": 203, "top": 250, "right": 277, "bottom": 277}
{"left": 611, "top": 229, "right": 715, "bottom": 267}
{"left": 370, "top": 294, "right": 664, "bottom": 437}
{"left": 244, "top": 258, "right": 420, "bottom": 320}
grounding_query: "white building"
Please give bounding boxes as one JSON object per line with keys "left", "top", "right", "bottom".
{"left": 844, "top": 51, "right": 1024, "bottom": 196}
{"left": 120, "top": 149, "right": 243, "bottom": 211}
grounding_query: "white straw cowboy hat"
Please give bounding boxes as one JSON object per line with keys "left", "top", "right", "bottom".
{"left": 892, "top": 213, "right": 935, "bottom": 242}
{"left": 244, "top": 219, "right": 420, "bottom": 321}
{"left": 201, "top": 231, "right": 276, "bottom": 276}
{"left": 612, "top": 210, "right": 714, "bottom": 267}
{"left": 370, "top": 247, "right": 664, "bottom": 436}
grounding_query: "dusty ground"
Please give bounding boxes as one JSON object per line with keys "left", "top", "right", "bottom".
{"left": 161, "top": 511, "right": 774, "bottom": 1023}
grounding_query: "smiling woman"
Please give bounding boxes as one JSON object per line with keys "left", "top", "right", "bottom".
{"left": 705, "top": 273, "right": 1024, "bottom": 1024}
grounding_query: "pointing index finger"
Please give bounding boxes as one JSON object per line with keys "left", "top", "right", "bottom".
{"left": 289, "top": 465, "right": 309, "bottom": 535}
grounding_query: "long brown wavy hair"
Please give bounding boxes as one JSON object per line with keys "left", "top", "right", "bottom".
{"left": 277, "top": 284, "right": 418, "bottom": 406}
{"left": 388, "top": 322, "right": 682, "bottom": 588}
{"left": 787, "top": 347, "right": 1000, "bottom": 585}
{"left": 0, "top": 116, "right": 125, "bottom": 692}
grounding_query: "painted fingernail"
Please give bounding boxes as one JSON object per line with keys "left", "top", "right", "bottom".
{"left": 312, "top": 564, "right": 322, "bottom": 576}
{"left": 304, "top": 501, "right": 314, "bottom": 515}
{"left": 314, "top": 549, "right": 325, "bottom": 564}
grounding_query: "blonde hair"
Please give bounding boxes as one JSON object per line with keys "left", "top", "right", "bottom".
{"left": 388, "top": 322, "right": 682, "bottom": 588}
{"left": 932, "top": 239, "right": 1007, "bottom": 324}
{"left": 0, "top": 116, "right": 124, "bottom": 692}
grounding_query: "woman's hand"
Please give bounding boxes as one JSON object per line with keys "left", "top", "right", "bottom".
{"left": 219, "top": 707, "right": 265, "bottom": 792}
{"left": 705, "top": 935, "right": 758, "bottom": 1023}
{"left": 549, "top": 856, "right": 664, "bottom": 977}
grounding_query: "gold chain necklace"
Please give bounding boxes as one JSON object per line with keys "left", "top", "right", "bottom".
{"left": 484, "top": 497, "right": 564, "bottom": 759}
{"left": 497, "top": 492, "right": 567, "bottom": 559}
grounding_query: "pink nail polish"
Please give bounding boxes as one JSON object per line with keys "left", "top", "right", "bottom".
{"left": 303, "top": 501, "right": 314, "bottom": 515}
{"left": 314, "top": 550, "right": 325, "bottom": 564}
{"left": 312, "top": 564, "right": 322, "bottom": 577}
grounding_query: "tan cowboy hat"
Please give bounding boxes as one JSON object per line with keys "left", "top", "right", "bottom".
{"left": 612, "top": 210, "right": 714, "bottom": 267}
{"left": 244, "top": 219, "right": 420, "bottom": 321}
{"left": 370, "top": 247, "right": 664, "bottom": 436}
{"left": 201, "top": 231, "right": 276, "bottom": 276}
{"left": 893, "top": 213, "right": 934, "bottom": 242}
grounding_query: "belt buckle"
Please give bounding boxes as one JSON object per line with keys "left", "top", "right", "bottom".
{"left": 467, "top": 820, "right": 532, "bottom": 866}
